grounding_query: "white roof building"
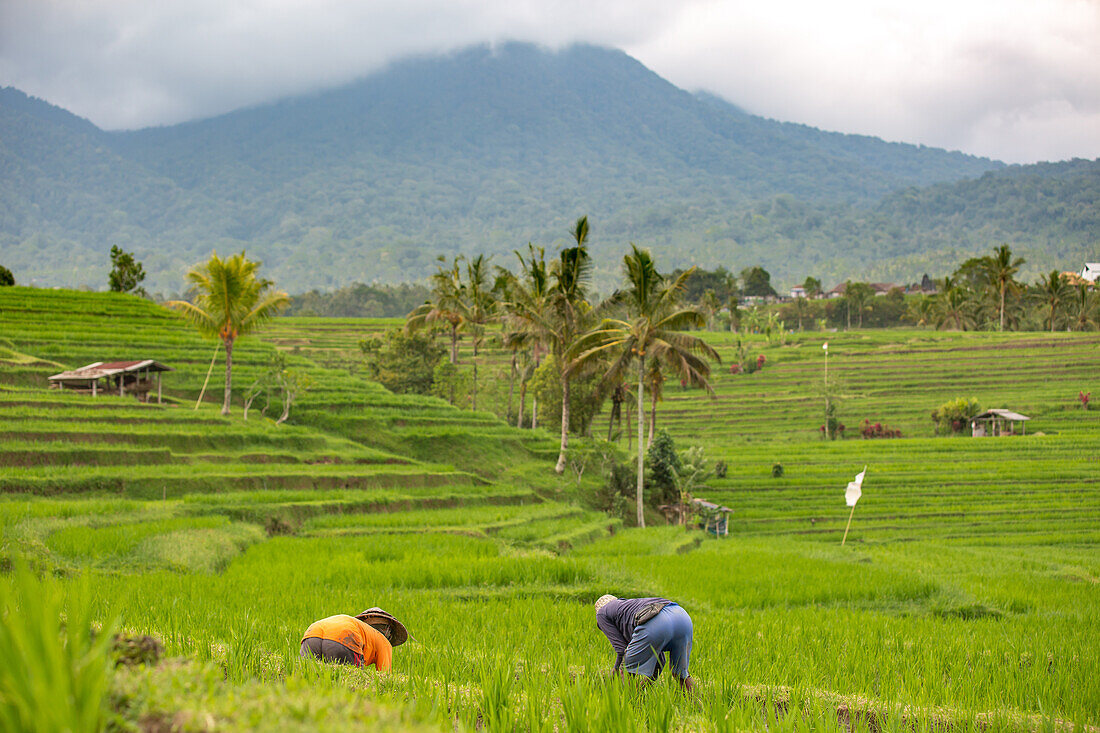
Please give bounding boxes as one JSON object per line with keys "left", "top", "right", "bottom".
{"left": 1081, "top": 263, "right": 1100, "bottom": 283}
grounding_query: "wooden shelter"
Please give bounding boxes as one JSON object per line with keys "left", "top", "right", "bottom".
{"left": 48, "top": 360, "right": 173, "bottom": 403}
{"left": 971, "top": 409, "right": 1030, "bottom": 437}
{"left": 692, "top": 498, "right": 732, "bottom": 537}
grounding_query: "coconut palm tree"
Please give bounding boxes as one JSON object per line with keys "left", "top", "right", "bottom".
{"left": 498, "top": 245, "right": 553, "bottom": 429}
{"left": 982, "top": 244, "right": 1025, "bottom": 331}
{"left": 461, "top": 254, "right": 496, "bottom": 411}
{"left": 1034, "top": 270, "right": 1071, "bottom": 332}
{"left": 1068, "top": 284, "right": 1099, "bottom": 331}
{"left": 933, "top": 277, "right": 976, "bottom": 331}
{"left": 568, "top": 245, "right": 719, "bottom": 527}
{"left": 549, "top": 217, "right": 593, "bottom": 474}
{"left": 406, "top": 257, "right": 466, "bottom": 366}
{"left": 167, "top": 251, "right": 288, "bottom": 416}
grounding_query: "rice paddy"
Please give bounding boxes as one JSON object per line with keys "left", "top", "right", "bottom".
{"left": 1, "top": 286, "right": 1098, "bottom": 731}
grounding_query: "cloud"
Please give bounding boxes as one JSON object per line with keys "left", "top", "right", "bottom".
{"left": 1, "top": 0, "right": 1097, "bottom": 163}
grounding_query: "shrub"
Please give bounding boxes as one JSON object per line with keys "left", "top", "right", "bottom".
{"left": 820, "top": 417, "right": 845, "bottom": 439}
{"left": 931, "top": 397, "right": 981, "bottom": 435}
{"left": 714, "top": 460, "right": 728, "bottom": 478}
{"left": 860, "top": 420, "right": 902, "bottom": 439}
{"left": 0, "top": 265, "right": 13, "bottom": 286}
{"left": 771, "top": 462, "right": 784, "bottom": 478}
{"left": 645, "top": 429, "right": 680, "bottom": 506}
{"left": 360, "top": 329, "right": 444, "bottom": 396}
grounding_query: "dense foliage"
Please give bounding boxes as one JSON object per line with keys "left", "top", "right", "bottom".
{"left": 284, "top": 282, "right": 429, "bottom": 317}
{"left": 107, "top": 245, "right": 146, "bottom": 295}
{"left": 360, "top": 329, "right": 446, "bottom": 396}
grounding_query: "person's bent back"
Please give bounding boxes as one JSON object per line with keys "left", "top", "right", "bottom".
{"left": 300, "top": 614, "right": 392, "bottom": 670}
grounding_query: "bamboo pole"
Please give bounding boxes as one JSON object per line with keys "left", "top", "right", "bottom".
{"left": 195, "top": 344, "right": 220, "bottom": 410}
{"left": 840, "top": 504, "right": 856, "bottom": 546}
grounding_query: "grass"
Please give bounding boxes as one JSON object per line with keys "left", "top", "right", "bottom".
{"left": 0, "top": 287, "right": 1098, "bottom": 731}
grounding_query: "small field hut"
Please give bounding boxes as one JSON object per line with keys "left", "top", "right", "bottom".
{"left": 971, "top": 409, "right": 1030, "bottom": 437}
{"left": 48, "top": 360, "right": 173, "bottom": 403}
{"left": 692, "top": 498, "right": 732, "bottom": 537}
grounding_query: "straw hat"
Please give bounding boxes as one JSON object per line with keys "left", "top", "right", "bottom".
{"left": 594, "top": 594, "right": 617, "bottom": 614}
{"left": 355, "top": 607, "right": 410, "bottom": 647}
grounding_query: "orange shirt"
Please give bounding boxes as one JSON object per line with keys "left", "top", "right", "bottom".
{"left": 301, "top": 614, "right": 393, "bottom": 671}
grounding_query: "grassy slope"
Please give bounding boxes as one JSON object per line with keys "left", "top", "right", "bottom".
{"left": 1, "top": 289, "right": 1098, "bottom": 730}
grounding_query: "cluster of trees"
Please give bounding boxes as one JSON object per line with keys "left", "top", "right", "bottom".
{"left": 675, "top": 245, "right": 1098, "bottom": 333}
{"left": 284, "top": 282, "right": 430, "bottom": 317}
{"left": 905, "top": 246, "right": 1098, "bottom": 332}
{"left": 399, "top": 217, "right": 721, "bottom": 526}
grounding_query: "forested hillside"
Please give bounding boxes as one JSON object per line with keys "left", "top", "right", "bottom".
{"left": 2, "top": 42, "right": 1095, "bottom": 294}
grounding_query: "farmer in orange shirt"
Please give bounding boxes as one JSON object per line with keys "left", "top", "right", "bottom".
{"left": 300, "top": 607, "right": 409, "bottom": 670}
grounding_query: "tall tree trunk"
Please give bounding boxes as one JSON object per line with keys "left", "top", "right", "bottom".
{"left": 221, "top": 337, "right": 234, "bottom": 416}
{"left": 625, "top": 399, "right": 632, "bottom": 452}
{"left": 507, "top": 352, "right": 516, "bottom": 421}
{"left": 846, "top": 300, "right": 851, "bottom": 330}
{"left": 449, "top": 325, "right": 458, "bottom": 364}
{"left": 647, "top": 388, "right": 657, "bottom": 449}
{"left": 555, "top": 370, "right": 569, "bottom": 474}
{"left": 999, "top": 283, "right": 1006, "bottom": 332}
{"left": 517, "top": 380, "right": 527, "bottom": 428}
{"left": 607, "top": 393, "right": 620, "bottom": 442}
{"left": 636, "top": 356, "right": 646, "bottom": 528}
{"left": 471, "top": 340, "right": 479, "bottom": 412}
{"left": 532, "top": 395, "right": 538, "bottom": 430}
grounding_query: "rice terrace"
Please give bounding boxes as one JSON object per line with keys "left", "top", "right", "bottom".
{"left": 1, "top": 259, "right": 1098, "bottom": 732}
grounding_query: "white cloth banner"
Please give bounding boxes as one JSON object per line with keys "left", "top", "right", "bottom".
{"left": 845, "top": 467, "right": 866, "bottom": 507}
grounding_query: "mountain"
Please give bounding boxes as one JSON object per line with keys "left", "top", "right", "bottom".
{"left": 2, "top": 42, "right": 1093, "bottom": 293}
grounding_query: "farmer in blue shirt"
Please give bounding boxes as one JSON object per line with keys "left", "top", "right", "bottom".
{"left": 595, "top": 595, "right": 694, "bottom": 691}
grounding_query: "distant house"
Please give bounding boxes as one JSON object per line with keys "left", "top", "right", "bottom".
{"left": 789, "top": 286, "right": 807, "bottom": 299}
{"left": 48, "top": 360, "right": 173, "bottom": 403}
{"left": 870, "top": 282, "right": 901, "bottom": 296}
{"left": 1081, "top": 263, "right": 1100, "bottom": 283}
{"left": 971, "top": 409, "right": 1030, "bottom": 437}
{"left": 827, "top": 282, "right": 900, "bottom": 298}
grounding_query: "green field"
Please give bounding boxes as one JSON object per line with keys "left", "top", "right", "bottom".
{"left": 1, "top": 286, "right": 1098, "bottom": 731}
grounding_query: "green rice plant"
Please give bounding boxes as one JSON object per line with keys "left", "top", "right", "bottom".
{"left": 0, "top": 564, "right": 118, "bottom": 732}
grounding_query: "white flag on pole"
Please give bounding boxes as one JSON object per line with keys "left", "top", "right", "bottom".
{"left": 845, "top": 466, "right": 866, "bottom": 507}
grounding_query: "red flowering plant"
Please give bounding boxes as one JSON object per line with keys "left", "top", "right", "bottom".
{"left": 860, "top": 419, "right": 901, "bottom": 439}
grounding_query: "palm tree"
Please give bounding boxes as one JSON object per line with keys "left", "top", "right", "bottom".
{"left": 498, "top": 245, "right": 553, "bottom": 429}
{"left": 549, "top": 217, "right": 593, "bottom": 474}
{"left": 406, "top": 257, "right": 466, "bottom": 365}
{"left": 933, "top": 276, "right": 976, "bottom": 331}
{"left": 844, "top": 281, "right": 874, "bottom": 329}
{"left": 167, "top": 251, "right": 288, "bottom": 416}
{"left": 461, "top": 254, "right": 496, "bottom": 411}
{"left": 1068, "top": 284, "right": 1099, "bottom": 331}
{"left": 1034, "top": 270, "right": 1070, "bottom": 332}
{"left": 982, "top": 244, "right": 1025, "bottom": 331}
{"left": 569, "top": 245, "right": 719, "bottom": 527}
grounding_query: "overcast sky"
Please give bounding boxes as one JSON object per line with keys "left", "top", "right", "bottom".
{"left": 2, "top": 0, "right": 1098, "bottom": 164}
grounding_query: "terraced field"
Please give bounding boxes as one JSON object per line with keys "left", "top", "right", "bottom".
{"left": 2, "top": 287, "right": 1099, "bottom": 731}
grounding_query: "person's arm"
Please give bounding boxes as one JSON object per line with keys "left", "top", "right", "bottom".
{"left": 596, "top": 615, "right": 627, "bottom": 672}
